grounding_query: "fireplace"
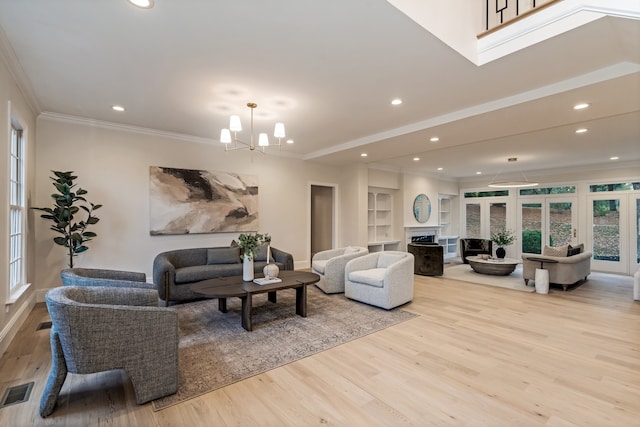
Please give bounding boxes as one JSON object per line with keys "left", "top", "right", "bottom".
{"left": 411, "top": 235, "right": 435, "bottom": 244}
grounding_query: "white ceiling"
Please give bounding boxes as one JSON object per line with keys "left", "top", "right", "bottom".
{"left": 0, "top": 1, "right": 638, "bottom": 182}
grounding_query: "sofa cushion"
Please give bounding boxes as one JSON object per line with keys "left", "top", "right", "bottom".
{"left": 175, "top": 264, "right": 243, "bottom": 284}
{"left": 543, "top": 244, "right": 569, "bottom": 257}
{"left": 348, "top": 268, "right": 386, "bottom": 288}
{"left": 312, "top": 259, "right": 328, "bottom": 274}
{"left": 255, "top": 244, "right": 274, "bottom": 262}
{"left": 377, "top": 253, "right": 404, "bottom": 268}
{"left": 207, "top": 247, "right": 241, "bottom": 265}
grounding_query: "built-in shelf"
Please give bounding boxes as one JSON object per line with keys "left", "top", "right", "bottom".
{"left": 368, "top": 190, "right": 397, "bottom": 252}
{"left": 438, "top": 235, "right": 459, "bottom": 259}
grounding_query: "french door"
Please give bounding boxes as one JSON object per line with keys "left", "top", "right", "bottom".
{"left": 587, "top": 193, "right": 637, "bottom": 274}
{"left": 517, "top": 197, "right": 577, "bottom": 255}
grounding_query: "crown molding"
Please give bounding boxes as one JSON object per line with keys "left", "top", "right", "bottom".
{"left": 38, "top": 111, "right": 304, "bottom": 159}
{"left": 0, "top": 24, "right": 40, "bottom": 116}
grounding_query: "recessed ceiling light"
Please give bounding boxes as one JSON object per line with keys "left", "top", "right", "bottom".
{"left": 128, "top": 0, "right": 154, "bottom": 8}
{"left": 112, "top": 105, "right": 125, "bottom": 112}
{"left": 610, "top": 156, "right": 619, "bottom": 160}
{"left": 574, "top": 103, "right": 590, "bottom": 110}
{"left": 413, "top": 157, "right": 420, "bottom": 161}
{"left": 286, "top": 139, "right": 294, "bottom": 144}
{"left": 430, "top": 137, "right": 439, "bottom": 142}
{"left": 361, "top": 153, "right": 368, "bottom": 157}
{"left": 437, "top": 167, "right": 443, "bottom": 171}
{"left": 575, "top": 128, "right": 588, "bottom": 134}
{"left": 476, "top": 171, "right": 482, "bottom": 175}
{"left": 391, "top": 99, "right": 402, "bottom": 106}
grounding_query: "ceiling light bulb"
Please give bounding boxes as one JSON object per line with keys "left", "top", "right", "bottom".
{"left": 361, "top": 153, "right": 368, "bottom": 157}
{"left": 286, "top": 139, "right": 294, "bottom": 144}
{"left": 437, "top": 167, "right": 443, "bottom": 171}
{"left": 574, "top": 103, "right": 590, "bottom": 110}
{"left": 413, "top": 157, "right": 420, "bottom": 161}
{"left": 128, "top": 0, "right": 154, "bottom": 8}
{"left": 112, "top": 105, "right": 125, "bottom": 112}
{"left": 476, "top": 171, "right": 482, "bottom": 175}
{"left": 610, "top": 156, "right": 619, "bottom": 160}
{"left": 391, "top": 99, "right": 402, "bottom": 105}
{"left": 576, "top": 128, "right": 588, "bottom": 134}
{"left": 430, "top": 137, "right": 439, "bottom": 142}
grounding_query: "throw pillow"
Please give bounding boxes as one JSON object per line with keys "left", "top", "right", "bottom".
{"left": 569, "top": 243, "right": 584, "bottom": 254}
{"left": 207, "top": 247, "right": 241, "bottom": 265}
{"left": 542, "top": 244, "right": 569, "bottom": 257}
{"left": 567, "top": 246, "right": 581, "bottom": 256}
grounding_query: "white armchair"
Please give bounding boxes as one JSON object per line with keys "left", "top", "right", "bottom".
{"left": 345, "top": 251, "right": 414, "bottom": 309}
{"left": 312, "top": 246, "right": 368, "bottom": 293}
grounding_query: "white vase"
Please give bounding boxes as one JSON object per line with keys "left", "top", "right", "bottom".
{"left": 243, "top": 254, "right": 254, "bottom": 281}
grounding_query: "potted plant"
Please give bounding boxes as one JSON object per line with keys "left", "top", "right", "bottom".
{"left": 32, "top": 171, "right": 102, "bottom": 268}
{"left": 237, "top": 232, "right": 271, "bottom": 280}
{"left": 491, "top": 228, "right": 516, "bottom": 259}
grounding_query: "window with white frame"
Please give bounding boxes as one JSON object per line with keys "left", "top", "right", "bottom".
{"left": 9, "top": 121, "right": 25, "bottom": 295}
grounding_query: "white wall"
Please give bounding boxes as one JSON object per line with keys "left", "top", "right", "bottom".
{"left": 33, "top": 117, "right": 349, "bottom": 298}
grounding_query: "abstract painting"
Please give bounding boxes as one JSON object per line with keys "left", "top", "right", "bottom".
{"left": 149, "top": 166, "right": 258, "bottom": 235}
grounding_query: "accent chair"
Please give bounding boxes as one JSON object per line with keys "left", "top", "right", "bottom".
{"left": 311, "top": 246, "right": 369, "bottom": 293}
{"left": 61, "top": 267, "right": 156, "bottom": 290}
{"left": 344, "top": 251, "right": 414, "bottom": 309}
{"left": 460, "top": 238, "right": 493, "bottom": 263}
{"left": 40, "top": 285, "right": 178, "bottom": 417}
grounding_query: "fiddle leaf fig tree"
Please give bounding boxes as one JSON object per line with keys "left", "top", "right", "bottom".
{"left": 33, "top": 171, "right": 102, "bottom": 268}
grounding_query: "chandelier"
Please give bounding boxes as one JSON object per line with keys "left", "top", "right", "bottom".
{"left": 488, "top": 157, "right": 539, "bottom": 188}
{"left": 219, "top": 103, "right": 286, "bottom": 152}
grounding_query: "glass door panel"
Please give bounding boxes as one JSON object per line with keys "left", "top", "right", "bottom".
{"left": 521, "top": 203, "right": 542, "bottom": 254}
{"left": 465, "top": 203, "right": 481, "bottom": 238}
{"left": 633, "top": 197, "right": 640, "bottom": 271}
{"left": 549, "top": 202, "right": 573, "bottom": 246}
{"left": 490, "top": 203, "right": 506, "bottom": 238}
{"left": 589, "top": 195, "right": 627, "bottom": 274}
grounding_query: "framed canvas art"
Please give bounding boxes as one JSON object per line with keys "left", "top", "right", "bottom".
{"left": 149, "top": 166, "right": 259, "bottom": 235}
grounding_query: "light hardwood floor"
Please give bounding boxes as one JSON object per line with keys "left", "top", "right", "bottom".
{"left": 1, "top": 272, "right": 639, "bottom": 426}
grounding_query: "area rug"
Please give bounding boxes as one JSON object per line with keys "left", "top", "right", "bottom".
{"left": 152, "top": 285, "right": 417, "bottom": 410}
{"left": 443, "top": 264, "right": 534, "bottom": 292}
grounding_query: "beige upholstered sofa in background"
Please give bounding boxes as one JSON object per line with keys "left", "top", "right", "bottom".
{"left": 522, "top": 244, "right": 591, "bottom": 291}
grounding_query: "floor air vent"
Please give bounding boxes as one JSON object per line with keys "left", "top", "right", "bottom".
{"left": 36, "top": 321, "right": 52, "bottom": 331}
{"left": 0, "top": 382, "right": 34, "bottom": 408}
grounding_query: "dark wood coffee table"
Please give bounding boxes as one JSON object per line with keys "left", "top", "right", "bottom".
{"left": 191, "top": 270, "right": 320, "bottom": 331}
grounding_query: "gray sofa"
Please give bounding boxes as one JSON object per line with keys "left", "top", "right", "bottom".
{"left": 153, "top": 245, "right": 294, "bottom": 305}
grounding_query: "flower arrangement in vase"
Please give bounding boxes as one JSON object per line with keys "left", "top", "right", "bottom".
{"left": 237, "top": 232, "right": 271, "bottom": 281}
{"left": 491, "top": 229, "right": 516, "bottom": 259}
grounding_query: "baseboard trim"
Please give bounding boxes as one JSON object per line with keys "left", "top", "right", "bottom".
{"left": 0, "top": 293, "right": 36, "bottom": 357}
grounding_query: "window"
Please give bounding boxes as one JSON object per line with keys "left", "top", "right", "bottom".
{"left": 589, "top": 182, "right": 640, "bottom": 192}
{"left": 519, "top": 186, "right": 576, "bottom": 196}
{"left": 9, "top": 122, "right": 25, "bottom": 297}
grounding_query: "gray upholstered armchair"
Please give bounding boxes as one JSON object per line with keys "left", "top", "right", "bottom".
{"left": 61, "top": 268, "right": 156, "bottom": 290}
{"left": 312, "top": 246, "right": 368, "bottom": 293}
{"left": 40, "top": 286, "right": 178, "bottom": 417}
{"left": 344, "top": 251, "right": 414, "bottom": 309}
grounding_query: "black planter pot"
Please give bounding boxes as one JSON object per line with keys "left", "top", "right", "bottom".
{"left": 496, "top": 247, "right": 506, "bottom": 259}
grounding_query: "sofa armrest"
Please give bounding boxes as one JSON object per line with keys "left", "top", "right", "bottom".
{"left": 345, "top": 253, "right": 379, "bottom": 273}
{"left": 271, "top": 247, "right": 294, "bottom": 270}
